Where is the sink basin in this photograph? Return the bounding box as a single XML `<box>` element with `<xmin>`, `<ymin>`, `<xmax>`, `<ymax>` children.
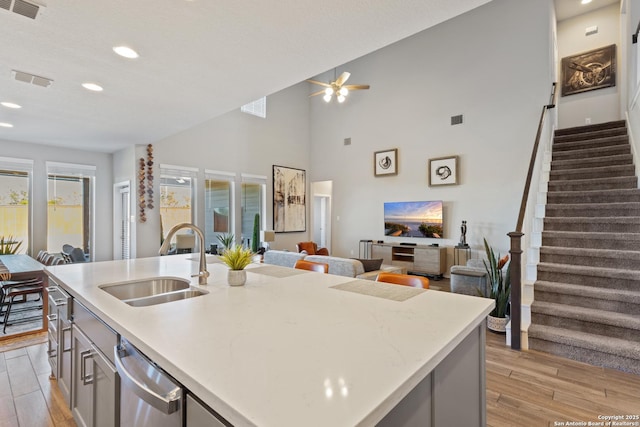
<box><xmin>100</xmin><ymin>278</ymin><xmax>191</xmax><ymax>300</ymax></box>
<box><xmin>125</xmin><ymin>289</ymin><xmax>208</xmax><ymax>307</ymax></box>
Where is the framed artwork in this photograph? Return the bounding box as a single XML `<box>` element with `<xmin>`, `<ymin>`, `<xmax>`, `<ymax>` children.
<box><xmin>374</xmin><ymin>148</ymin><xmax>398</xmax><ymax>177</ymax></box>
<box><xmin>429</xmin><ymin>156</ymin><xmax>458</xmax><ymax>186</ymax></box>
<box><xmin>561</xmin><ymin>44</ymin><xmax>616</xmax><ymax>96</ymax></box>
<box><xmin>273</xmin><ymin>165</ymin><xmax>306</xmax><ymax>233</ymax></box>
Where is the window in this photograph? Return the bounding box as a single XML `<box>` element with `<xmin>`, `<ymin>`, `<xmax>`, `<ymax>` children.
<box><xmin>204</xmin><ymin>170</ymin><xmax>234</xmax><ymax>251</ymax></box>
<box><xmin>47</xmin><ymin>162</ymin><xmax>95</xmax><ymax>260</ymax></box>
<box><xmin>240</xmin><ymin>174</ymin><xmax>266</xmax><ymax>249</ymax></box>
<box><xmin>0</xmin><ymin>157</ymin><xmax>32</xmax><ymax>254</ymax></box>
<box><xmin>160</xmin><ymin>165</ymin><xmax>197</xmax><ymax>241</ymax></box>
<box><xmin>240</xmin><ymin>97</ymin><xmax>267</xmax><ymax>118</ymax></box>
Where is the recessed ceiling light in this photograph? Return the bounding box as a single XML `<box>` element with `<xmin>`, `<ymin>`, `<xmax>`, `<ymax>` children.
<box><xmin>1</xmin><ymin>102</ymin><xmax>22</xmax><ymax>109</ymax></box>
<box><xmin>0</xmin><ymin>122</ymin><xmax>14</xmax><ymax>128</ymax></box>
<box><xmin>82</xmin><ymin>83</ymin><xmax>104</xmax><ymax>92</ymax></box>
<box><xmin>581</xmin><ymin>0</ymin><xmax>592</xmax><ymax>4</ymax></box>
<box><xmin>113</xmin><ymin>46</ymin><xmax>139</xmax><ymax>59</ymax></box>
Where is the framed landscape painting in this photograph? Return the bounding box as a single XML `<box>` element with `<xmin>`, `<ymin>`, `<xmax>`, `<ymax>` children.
<box><xmin>273</xmin><ymin>165</ymin><xmax>306</xmax><ymax>232</ymax></box>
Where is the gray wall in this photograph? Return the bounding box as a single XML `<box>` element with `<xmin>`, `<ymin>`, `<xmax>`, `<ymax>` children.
<box><xmin>0</xmin><ymin>138</ymin><xmax>113</xmax><ymax>261</ymax></box>
<box><xmin>309</xmin><ymin>0</ymin><xmax>555</xmax><ymax>259</ymax></box>
<box><xmin>557</xmin><ymin>3</ymin><xmax>622</xmax><ymax>128</ymax></box>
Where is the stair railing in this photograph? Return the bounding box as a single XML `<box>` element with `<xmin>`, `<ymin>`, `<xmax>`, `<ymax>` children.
<box><xmin>508</xmin><ymin>82</ymin><xmax>557</xmax><ymax>350</ymax></box>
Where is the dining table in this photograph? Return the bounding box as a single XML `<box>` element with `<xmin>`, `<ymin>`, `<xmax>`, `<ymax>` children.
<box><xmin>0</xmin><ymin>254</ymin><xmax>48</xmax><ymax>335</ymax></box>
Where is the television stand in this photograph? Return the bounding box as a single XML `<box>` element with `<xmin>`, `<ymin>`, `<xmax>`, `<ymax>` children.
<box><xmin>371</xmin><ymin>242</ymin><xmax>446</xmax><ymax>276</ymax></box>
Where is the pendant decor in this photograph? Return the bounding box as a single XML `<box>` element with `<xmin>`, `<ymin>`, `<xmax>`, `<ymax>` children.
<box><xmin>138</xmin><ymin>144</ymin><xmax>154</xmax><ymax>223</ymax></box>
<box><xmin>146</xmin><ymin>144</ymin><xmax>154</xmax><ymax>210</ymax></box>
<box><xmin>138</xmin><ymin>157</ymin><xmax>146</xmax><ymax>222</ymax></box>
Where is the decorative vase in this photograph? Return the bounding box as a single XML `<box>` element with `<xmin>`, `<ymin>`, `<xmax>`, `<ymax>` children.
<box><xmin>487</xmin><ymin>315</ymin><xmax>509</xmax><ymax>333</ymax></box>
<box><xmin>227</xmin><ymin>269</ymin><xmax>247</xmax><ymax>286</ymax></box>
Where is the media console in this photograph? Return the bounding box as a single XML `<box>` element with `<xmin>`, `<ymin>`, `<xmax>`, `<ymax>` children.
<box><xmin>371</xmin><ymin>242</ymin><xmax>446</xmax><ymax>277</ymax></box>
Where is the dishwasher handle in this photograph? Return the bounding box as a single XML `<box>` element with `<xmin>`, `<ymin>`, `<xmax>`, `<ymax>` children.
<box><xmin>114</xmin><ymin>345</ymin><xmax>182</xmax><ymax>414</ymax></box>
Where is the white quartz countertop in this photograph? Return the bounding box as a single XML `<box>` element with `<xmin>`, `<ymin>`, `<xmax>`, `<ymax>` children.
<box><xmin>46</xmin><ymin>254</ymin><xmax>494</xmax><ymax>427</ymax></box>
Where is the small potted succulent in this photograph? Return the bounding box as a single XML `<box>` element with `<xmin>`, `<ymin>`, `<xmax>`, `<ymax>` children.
<box><xmin>218</xmin><ymin>245</ymin><xmax>254</xmax><ymax>286</ymax></box>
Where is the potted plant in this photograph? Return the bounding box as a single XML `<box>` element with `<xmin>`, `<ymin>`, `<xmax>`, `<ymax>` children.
<box><xmin>482</xmin><ymin>238</ymin><xmax>511</xmax><ymax>333</ymax></box>
<box><xmin>0</xmin><ymin>236</ymin><xmax>22</xmax><ymax>255</ymax></box>
<box><xmin>217</xmin><ymin>233</ymin><xmax>235</xmax><ymax>251</ymax></box>
<box><xmin>218</xmin><ymin>244</ymin><xmax>254</xmax><ymax>286</ymax></box>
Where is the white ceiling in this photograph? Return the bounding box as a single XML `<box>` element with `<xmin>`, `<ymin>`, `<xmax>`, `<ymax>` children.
<box><xmin>555</xmin><ymin>0</ymin><xmax>619</xmax><ymax>21</ymax></box>
<box><xmin>0</xmin><ymin>0</ymin><xmax>619</xmax><ymax>153</ymax></box>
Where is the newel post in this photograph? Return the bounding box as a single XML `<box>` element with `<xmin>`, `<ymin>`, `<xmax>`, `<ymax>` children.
<box><xmin>507</xmin><ymin>231</ymin><xmax>523</xmax><ymax>350</ymax></box>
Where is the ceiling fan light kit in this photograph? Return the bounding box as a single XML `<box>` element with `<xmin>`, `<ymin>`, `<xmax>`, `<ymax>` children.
<box><xmin>307</xmin><ymin>71</ymin><xmax>369</xmax><ymax>103</ymax></box>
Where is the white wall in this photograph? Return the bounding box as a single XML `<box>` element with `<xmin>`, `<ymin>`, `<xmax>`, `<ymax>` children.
<box><xmin>309</xmin><ymin>0</ymin><xmax>555</xmax><ymax>259</ymax></box>
<box><xmin>0</xmin><ymin>138</ymin><xmax>113</xmax><ymax>261</ymax></box>
<box><xmin>124</xmin><ymin>82</ymin><xmax>312</xmax><ymax>258</ymax></box>
<box><xmin>557</xmin><ymin>3</ymin><xmax>622</xmax><ymax>127</ymax></box>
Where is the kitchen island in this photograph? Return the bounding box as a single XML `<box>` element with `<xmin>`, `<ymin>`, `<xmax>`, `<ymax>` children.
<box><xmin>46</xmin><ymin>254</ymin><xmax>494</xmax><ymax>427</ymax></box>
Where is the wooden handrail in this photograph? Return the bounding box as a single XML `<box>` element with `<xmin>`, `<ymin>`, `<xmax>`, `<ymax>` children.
<box><xmin>508</xmin><ymin>82</ymin><xmax>557</xmax><ymax>350</ymax></box>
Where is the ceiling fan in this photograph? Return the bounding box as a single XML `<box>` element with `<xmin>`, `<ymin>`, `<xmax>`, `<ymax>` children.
<box><xmin>307</xmin><ymin>71</ymin><xmax>370</xmax><ymax>103</ymax></box>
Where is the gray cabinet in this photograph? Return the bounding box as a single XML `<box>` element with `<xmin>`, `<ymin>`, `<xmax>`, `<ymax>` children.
<box><xmin>71</xmin><ymin>301</ymin><xmax>119</xmax><ymax>427</ymax></box>
<box><xmin>58</xmin><ymin>314</ymin><xmax>72</xmax><ymax>405</ymax></box>
<box><xmin>186</xmin><ymin>394</ymin><xmax>228</xmax><ymax>427</ymax></box>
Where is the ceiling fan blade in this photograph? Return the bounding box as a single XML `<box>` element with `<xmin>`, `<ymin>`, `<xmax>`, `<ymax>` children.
<box><xmin>309</xmin><ymin>89</ymin><xmax>326</xmax><ymax>97</ymax></box>
<box><xmin>306</xmin><ymin>79</ymin><xmax>331</xmax><ymax>88</ymax></box>
<box><xmin>343</xmin><ymin>84</ymin><xmax>370</xmax><ymax>90</ymax></box>
<box><xmin>335</xmin><ymin>72</ymin><xmax>351</xmax><ymax>87</ymax></box>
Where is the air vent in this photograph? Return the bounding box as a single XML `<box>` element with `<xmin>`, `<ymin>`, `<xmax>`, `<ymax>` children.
<box><xmin>451</xmin><ymin>114</ymin><xmax>464</xmax><ymax>126</ymax></box>
<box><xmin>344</xmin><ymin>137</ymin><xmax>351</xmax><ymax>146</ymax></box>
<box><xmin>12</xmin><ymin>70</ymin><xmax>53</xmax><ymax>88</ymax></box>
<box><xmin>0</xmin><ymin>0</ymin><xmax>42</xmax><ymax>19</ymax></box>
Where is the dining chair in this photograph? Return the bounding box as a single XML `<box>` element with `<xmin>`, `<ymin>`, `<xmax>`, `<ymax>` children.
<box><xmin>0</xmin><ymin>277</ymin><xmax>44</xmax><ymax>333</ymax></box>
<box><xmin>376</xmin><ymin>272</ymin><xmax>429</xmax><ymax>289</ymax></box>
<box><xmin>294</xmin><ymin>259</ymin><xmax>329</xmax><ymax>273</ymax></box>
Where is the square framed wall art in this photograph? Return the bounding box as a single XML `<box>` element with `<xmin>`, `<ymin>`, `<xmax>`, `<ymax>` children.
<box><xmin>429</xmin><ymin>156</ymin><xmax>458</xmax><ymax>186</ymax></box>
<box><xmin>273</xmin><ymin>165</ymin><xmax>306</xmax><ymax>233</ymax></box>
<box><xmin>374</xmin><ymin>148</ymin><xmax>398</xmax><ymax>177</ymax></box>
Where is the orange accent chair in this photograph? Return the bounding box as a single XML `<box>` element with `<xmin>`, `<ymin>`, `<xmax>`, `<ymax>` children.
<box><xmin>294</xmin><ymin>259</ymin><xmax>329</xmax><ymax>273</ymax></box>
<box><xmin>376</xmin><ymin>272</ymin><xmax>429</xmax><ymax>289</ymax></box>
<box><xmin>296</xmin><ymin>242</ymin><xmax>329</xmax><ymax>256</ymax></box>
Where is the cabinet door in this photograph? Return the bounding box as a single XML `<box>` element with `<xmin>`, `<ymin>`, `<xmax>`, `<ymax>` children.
<box><xmin>92</xmin><ymin>344</ymin><xmax>118</xmax><ymax>427</ymax></box>
<box><xmin>72</xmin><ymin>325</ymin><xmax>93</xmax><ymax>427</ymax></box>
<box><xmin>413</xmin><ymin>248</ymin><xmax>443</xmax><ymax>275</ymax></box>
<box><xmin>371</xmin><ymin>245</ymin><xmax>392</xmax><ymax>264</ymax></box>
<box><xmin>58</xmin><ymin>315</ymin><xmax>72</xmax><ymax>408</ymax></box>
<box><xmin>186</xmin><ymin>394</ymin><xmax>227</xmax><ymax>427</ymax></box>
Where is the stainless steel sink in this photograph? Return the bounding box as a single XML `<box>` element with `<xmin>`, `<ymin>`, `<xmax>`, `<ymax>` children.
<box><xmin>100</xmin><ymin>278</ymin><xmax>208</xmax><ymax>306</ymax></box>
<box><xmin>125</xmin><ymin>289</ymin><xmax>207</xmax><ymax>307</ymax></box>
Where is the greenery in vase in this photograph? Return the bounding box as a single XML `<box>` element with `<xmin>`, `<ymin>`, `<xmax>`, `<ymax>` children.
<box><xmin>482</xmin><ymin>238</ymin><xmax>510</xmax><ymax>318</ymax></box>
<box><xmin>251</xmin><ymin>213</ymin><xmax>260</xmax><ymax>253</ymax></box>
<box><xmin>0</xmin><ymin>236</ymin><xmax>22</xmax><ymax>255</ymax></box>
<box><xmin>217</xmin><ymin>233</ymin><xmax>235</xmax><ymax>250</ymax></box>
<box><xmin>219</xmin><ymin>245</ymin><xmax>254</xmax><ymax>270</ymax></box>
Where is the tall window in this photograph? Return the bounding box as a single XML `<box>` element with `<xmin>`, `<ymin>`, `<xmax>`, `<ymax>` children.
<box><xmin>47</xmin><ymin>162</ymin><xmax>95</xmax><ymax>260</ymax></box>
<box><xmin>240</xmin><ymin>174</ymin><xmax>266</xmax><ymax>248</ymax></box>
<box><xmin>204</xmin><ymin>170</ymin><xmax>234</xmax><ymax>251</ymax></box>
<box><xmin>160</xmin><ymin>165</ymin><xmax>197</xmax><ymax>241</ymax></box>
<box><xmin>0</xmin><ymin>157</ymin><xmax>32</xmax><ymax>254</ymax></box>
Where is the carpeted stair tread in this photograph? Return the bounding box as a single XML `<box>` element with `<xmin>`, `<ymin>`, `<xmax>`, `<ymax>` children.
<box><xmin>554</xmin><ymin>127</ymin><xmax>627</xmax><ymax>143</ymax></box>
<box><xmin>552</xmin><ymin>134</ymin><xmax>628</xmax><ymax>151</ymax></box>
<box><xmin>531</xmin><ymin>301</ymin><xmax>640</xmax><ymax>330</ymax></box>
<box><xmin>547</xmin><ymin>176</ymin><xmax>637</xmax><ymax>191</ymax></box>
<box><xmin>528</xmin><ymin>324</ymin><xmax>640</xmax><ymax>361</ymax></box>
<box><xmin>550</xmin><ymin>154</ymin><xmax>633</xmax><ymax>171</ymax></box>
<box><xmin>554</xmin><ymin>120</ymin><xmax>626</xmax><ymax>137</ymax></box>
<box><xmin>542</xmin><ymin>230</ymin><xmax>640</xmax><ymax>242</ymax></box>
<box><xmin>549</xmin><ymin>164</ymin><xmax>635</xmax><ymax>180</ymax></box>
<box><xmin>537</xmin><ymin>261</ymin><xmax>640</xmax><ymax>281</ymax></box>
<box><xmin>540</xmin><ymin>245</ymin><xmax>640</xmax><ymax>261</ymax></box>
<box><xmin>534</xmin><ymin>280</ymin><xmax>640</xmax><ymax>305</ymax></box>
<box><xmin>543</xmin><ymin>216</ymin><xmax>640</xmax><ymax>233</ymax></box>
<box><xmin>552</xmin><ymin>144</ymin><xmax>630</xmax><ymax>161</ymax></box>
<box><xmin>546</xmin><ymin>189</ymin><xmax>640</xmax><ymax>204</ymax></box>
<box><xmin>545</xmin><ymin>202</ymin><xmax>640</xmax><ymax>217</ymax></box>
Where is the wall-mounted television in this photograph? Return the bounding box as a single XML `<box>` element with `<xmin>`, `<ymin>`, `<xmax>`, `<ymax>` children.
<box><xmin>384</xmin><ymin>200</ymin><xmax>443</xmax><ymax>238</ymax></box>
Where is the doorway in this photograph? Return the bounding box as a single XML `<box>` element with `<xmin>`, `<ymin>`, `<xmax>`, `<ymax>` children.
<box><xmin>311</xmin><ymin>181</ymin><xmax>332</xmax><ymax>253</ymax></box>
<box><xmin>113</xmin><ymin>181</ymin><xmax>132</xmax><ymax>260</ymax></box>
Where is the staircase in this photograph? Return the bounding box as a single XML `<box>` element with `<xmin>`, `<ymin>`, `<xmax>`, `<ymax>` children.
<box><xmin>528</xmin><ymin>120</ymin><xmax>640</xmax><ymax>375</ymax></box>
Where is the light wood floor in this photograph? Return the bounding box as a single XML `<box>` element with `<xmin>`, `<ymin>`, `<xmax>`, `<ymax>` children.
<box><xmin>1</xmin><ymin>332</ymin><xmax>639</xmax><ymax>426</ymax></box>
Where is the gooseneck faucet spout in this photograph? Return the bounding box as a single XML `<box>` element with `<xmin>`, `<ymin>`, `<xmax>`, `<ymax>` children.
<box><xmin>159</xmin><ymin>223</ymin><xmax>210</xmax><ymax>285</ymax></box>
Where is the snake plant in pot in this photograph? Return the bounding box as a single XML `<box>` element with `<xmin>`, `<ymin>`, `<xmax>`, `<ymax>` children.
<box><xmin>482</xmin><ymin>238</ymin><xmax>511</xmax><ymax>332</ymax></box>
<box><xmin>219</xmin><ymin>244</ymin><xmax>254</xmax><ymax>286</ymax></box>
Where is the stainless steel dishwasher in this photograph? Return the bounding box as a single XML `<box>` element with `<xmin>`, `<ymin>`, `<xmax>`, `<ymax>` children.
<box><xmin>114</xmin><ymin>338</ymin><xmax>183</xmax><ymax>426</ymax></box>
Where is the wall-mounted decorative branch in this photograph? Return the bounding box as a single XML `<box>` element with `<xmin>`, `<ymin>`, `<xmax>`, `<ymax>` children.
<box><xmin>146</xmin><ymin>144</ymin><xmax>154</xmax><ymax>210</ymax></box>
<box><xmin>138</xmin><ymin>157</ymin><xmax>147</xmax><ymax>223</ymax></box>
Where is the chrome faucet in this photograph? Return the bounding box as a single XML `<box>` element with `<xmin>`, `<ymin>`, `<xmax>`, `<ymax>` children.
<box><xmin>159</xmin><ymin>223</ymin><xmax>210</xmax><ymax>285</ymax></box>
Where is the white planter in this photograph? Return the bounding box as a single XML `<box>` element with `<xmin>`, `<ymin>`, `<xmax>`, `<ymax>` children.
<box><xmin>227</xmin><ymin>269</ymin><xmax>247</xmax><ymax>286</ymax></box>
<box><xmin>487</xmin><ymin>315</ymin><xmax>509</xmax><ymax>333</ymax></box>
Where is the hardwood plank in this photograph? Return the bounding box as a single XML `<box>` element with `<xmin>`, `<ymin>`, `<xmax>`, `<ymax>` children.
<box><xmin>6</xmin><ymin>355</ymin><xmax>40</xmax><ymax>398</ymax></box>
<box><xmin>13</xmin><ymin>390</ymin><xmax>54</xmax><ymax>427</ymax></box>
<box><xmin>36</xmin><ymin>373</ymin><xmax>75</xmax><ymax>426</ymax></box>
<box><xmin>486</xmin><ymin>360</ymin><xmax>512</xmax><ymax>377</ymax></box>
<box><xmin>487</xmin><ymin>395</ymin><xmax>551</xmax><ymax>427</ymax></box>
<box><xmin>553</xmin><ymin>389</ymin><xmax>639</xmax><ymax>419</ymax></box>
<box><xmin>509</xmin><ymin>370</ymin><xmax>607</xmax><ymax>399</ymax></box>
<box><xmin>0</xmin><ymin>331</ymin><xmax>47</xmax><ymax>351</ymax></box>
